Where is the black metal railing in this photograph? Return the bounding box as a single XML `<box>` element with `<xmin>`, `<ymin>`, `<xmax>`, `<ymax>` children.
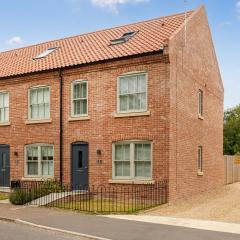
<box><xmin>13</xmin><ymin>180</ymin><xmax>168</xmax><ymax>213</ymax></box>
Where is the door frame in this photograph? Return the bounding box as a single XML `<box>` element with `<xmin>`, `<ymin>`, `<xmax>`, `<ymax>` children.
<box><xmin>0</xmin><ymin>144</ymin><xmax>10</xmax><ymax>188</ymax></box>
<box><xmin>71</xmin><ymin>141</ymin><xmax>89</xmax><ymax>187</ymax></box>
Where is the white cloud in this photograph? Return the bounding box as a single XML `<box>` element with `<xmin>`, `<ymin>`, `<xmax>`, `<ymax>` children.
<box><xmin>236</xmin><ymin>1</ymin><xmax>240</xmax><ymax>19</ymax></box>
<box><xmin>91</xmin><ymin>0</ymin><xmax>149</xmax><ymax>13</ymax></box>
<box><xmin>7</xmin><ymin>36</ymin><xmax>24</xmax><ymax>45</ymax></box>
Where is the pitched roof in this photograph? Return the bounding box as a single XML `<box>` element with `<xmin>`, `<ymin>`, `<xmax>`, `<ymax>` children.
<box><xmin>0</xmin><ymin>10</ymin><xmax>193</xmax><ymax>79</ymax></box>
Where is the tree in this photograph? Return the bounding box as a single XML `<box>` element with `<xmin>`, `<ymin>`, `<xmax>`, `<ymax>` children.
<box><xmin>224</xmin><ymin>105</ymin><xmax>240</xmax><ymax>155</ymax></box>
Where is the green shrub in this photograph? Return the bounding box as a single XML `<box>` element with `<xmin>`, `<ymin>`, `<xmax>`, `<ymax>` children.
<box><xmin>9</xmin><ymin>189</ymin><xmax>32</xmax><ymax>205</ymax></box>
<box><xmin>9</xmin><ymin>180</ymin><xmax>65</xmax><ymax>205</ymax></box>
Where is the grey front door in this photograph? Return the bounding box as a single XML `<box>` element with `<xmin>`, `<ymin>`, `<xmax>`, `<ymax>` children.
<box><xmin>72</xmin><ymin>142</ymin><xmax>88</xmax><ymax>188</ymax></box>
<box><xmin>0</xmin><ymin>145</ymin><xmax>10</xmax><ymax>187</ymax></box>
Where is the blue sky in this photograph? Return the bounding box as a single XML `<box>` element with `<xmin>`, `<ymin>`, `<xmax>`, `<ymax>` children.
<box><xmin>0</xmin><ymin>0</ymin><xmax>239</xmax><ymax>109</ymax></box>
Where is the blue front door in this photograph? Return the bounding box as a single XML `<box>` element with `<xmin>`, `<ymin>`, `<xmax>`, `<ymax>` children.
<box><xmin>0</xmin><ymin>145</ymin><xmax>10</xmax><ymax>187</ymax></box>
<box><xmin>72</xmin><ymin>142</ymin><xmax>88</xmax><ymax>189</ymax></box>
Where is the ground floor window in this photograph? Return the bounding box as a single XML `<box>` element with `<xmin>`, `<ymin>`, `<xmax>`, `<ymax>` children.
<box><xmin>112</xmin><ymin>141</ymin><xmax>152</xmax><ymax>180</ymax></box>
<box><xmin>25</xmin><ymin>144</ymin><xmax>54</xmax><ymax>177</ymax></box>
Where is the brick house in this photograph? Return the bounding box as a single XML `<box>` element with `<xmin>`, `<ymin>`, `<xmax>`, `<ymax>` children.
<box><xmin>0</xmin><ymin>5</ymin><xmax>223</xmax><ymax>201</ymax></box>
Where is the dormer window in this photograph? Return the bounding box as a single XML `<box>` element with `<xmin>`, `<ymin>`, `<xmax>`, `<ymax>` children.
<box><xmin>110</xmin><ymin>31</ymin><xmax>137</xmax><ymax>45</ymax></box>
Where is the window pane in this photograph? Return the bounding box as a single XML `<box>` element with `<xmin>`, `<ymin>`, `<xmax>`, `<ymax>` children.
<box><xmin>74</xmin><ymin>84</ymin><xmax>81</xmax><ymax>99</ymax></box>
<box><xmin>44</xmin><ymin>103</ymin><xmax>50</xmax><ymax>118</ymax></box>
<box><xmin>120</xmin><ymin>78</ymin><xmax>128</xmax><ymax>94</ymax></box>
<box><xmin>37</xmin><ymin>88</ymin><xmax>44</xmax><ymax>104</ymax></box>
<box><xmin>30</xmin><ymin>89</ymin><xmax>37</xmax><ymax>104</ymax></box>
<box><xmin>41</xmin><ymin>146</ymin><xmax>48</xmax><ymax>160</ymax></box>
<box><xmin>135</xmin><ymin>161</ymin><xmax>151</xmax><ymax>177</ymax></box>
<box><xmin>0</xmin><ymin>109</ymin><xmax>3</xmax><ymax>121</ymax></box>
<box><xmin>41</xmin><ymin>161</ymin><xmax>53</xmax><ymax>176</ymax></box>
<box><xmin>42</xmin><ymin>162</ymin><xmax>48</xmax><ymax>175</ymax></box>
<box><xmin>28</xmin><ymin>162</ymin><xmax>38</xmax><ymax>175</ymax></box>
<box><xmin>135</xmin><ymin>94</ymin><xmax>141</xmax><ymax>110</ymax></box>
<box><xmin>81</xmin><ymin>99</ymin><xmax>87</xmax><ymax>114</ymax></box>
<box><xmin>124</xmin><ymin>144</ymin><xmax>130</xmax><ymax>160</ymax></box>
<box><xmin>120</xmin><ymin>95</ymin><xmax>128</xmax><ymax>111</ymax></box>
<box><xmin>3</xmin><ymin>93</ymin><xmax>9</xmax><ymax>107</ymax></box>
<box><xmin>48</xmin><ymin>147</ymin><xmax>54</xmax><ymax>160</ymax></box>
<box><xmin>43</xmin><ymin>88</ymin><xmax>50</xmax><ymax>103</ymax></box>
<box><xmin>138</xmin><ymin>74</ymin><xmax>146</xmax><ymax>92</ymax></box>
<box><xmin>128</xmin><ymin>95</ymin><xmax>134</xmax><ymax>110</ymax></box>
<box><xmin>115</xmin><ymin>161</ymin><xmax>130</xmax><ymax>177</ymax></box>
<box><xmin>4</xmin><ymin>108</ymin><xmax>9</xmax><ymax>121</ymax></box>
<box><xmin>74</xmin><ymin>100</ymin><xmax>81</xmax><ymax>115</ymax></box>
<box><xmin>128</xmin><ymin>76</ymin><xmax>137</xmax><ymax>93</ymax></box>
<box><xmin>115</xmin><ymin>145</ymin><xmax>123</xmax><ymax>160</ymax></box>
<box><xmin>81</xmin><ymin>82</ymin><xmax>87</xmax><ymax>98</ymax></box>
<box><xmin>31</xmin><ymin>105</ymin><xmax>38</xmax><ymax>119</ymax></box>
<box><xmin>38</xmin><ymin>104</ymin><xmax>44</xmax><ymax>119</ymax></box>
<box><xmin>0</xmin><ymin>95</ymin><xmax>3</xmax><ymax>108</ymax></box>
<box><xmin>135</xmin><ymin>144</ymin><xmax>143</xmax><ymax>161</ymax></box>
<box><xmin>140</xmin><ymin>93</ymin><xmax>146</xmax><ymax>110</ymax></box>
<box><xmin>143</xmin><ymin>144</ymin><xmax>151</xmax><ymax>161</ymax></box>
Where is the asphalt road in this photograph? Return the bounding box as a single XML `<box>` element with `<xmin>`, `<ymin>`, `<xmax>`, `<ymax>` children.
<box><xmin>0</xmin><ymin>221</ymin><xmax>88</xmax><ymax>240</ymax></box>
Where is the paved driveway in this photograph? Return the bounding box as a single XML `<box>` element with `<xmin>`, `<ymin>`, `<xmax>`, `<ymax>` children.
<box><xmin>145</xmin><ymin>182</ymin><xmax>240</xmax><ymax>223</ymax></box>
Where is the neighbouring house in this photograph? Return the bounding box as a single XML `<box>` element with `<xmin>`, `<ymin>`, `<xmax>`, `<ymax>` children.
<box><xmin>0</xmin><ymin>5</ymin><xmax>224</xmax><ymax>201</ymax></box>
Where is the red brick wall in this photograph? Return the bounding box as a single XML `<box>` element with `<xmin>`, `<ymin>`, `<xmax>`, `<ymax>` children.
<box><xmin>61</xmin><ymin>54</ymin><xmax>170</xmax><ymax>185</ymax></box>
<box><xmin>0</xmin><ymin>72</ymin><xmax>60</xmax><ymax>181</ymax></box>
<box><xmin>0</xmin><ymin>54</ymin><xmax>170</xmax><ymax>186</ymax></box>
<box><xmin>168</xmin><ymin>6</ymin><xmax>224</xmax><ymax>201</ymax></box>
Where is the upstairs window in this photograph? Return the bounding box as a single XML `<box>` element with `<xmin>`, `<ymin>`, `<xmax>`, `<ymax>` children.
<box><xmin>198</xmin><ymin>89</ymin><xmax>203</xmax><ymax>117</ymax></box>
<box><xmin>25</xmin><ymin>144</ymin><xmax>54</xmax><ymax>177</ymax></box>
<box><xmin>29</xmin><ymin>86</ymin><xmax>50</xmax><ymax>120</ymax></box>
<box><xmin>118</xmin><ymin>72</ymin><xmax>147</xmax><ymax>113</ymax></box>
<box><xmin>71</xmin><ymin>80</ymin><xmax>88</xmax><ymax>117</ymax></box>
<box><xmin>0</xmin><ymin>92</ymin><xmax>9</xmax><ymax>123</ymax></box>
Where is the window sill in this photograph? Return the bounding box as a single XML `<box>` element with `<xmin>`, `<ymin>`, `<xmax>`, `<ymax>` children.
<box><xmin>197</xmin><ymin>171</ymin><xmax>204</xmax><ymax>176</ymax></box>
<box><xmin>198</xmin><ymin>115</ymin><xmax>204</xmax><ymax>120</ymax></box>
<box><xmin>21</xmin><ymin>177</ymin><xmax>54</xmax><ymax>181</ymax></box>
<box><xmin>109</xmin><ymin>179</ymin><xmax>155</xmax><ymax>184</ymax></box>
<box><xmin>25</xmin><ymin>119</ymin><xmax>52</xmax><ymax>125</ymax></box>
<box><xmin>68</xmin><ymin>116</ymin><xmax>90</xmax><ymax>122</ymax></box>
<box><xmin>0</xmin><ymin>122</ymin><xmax>11</xmax><ymax>126</ymax></box>
<box><xmin>114</xmin><ymin>111</ymin><xmax>150</xmax><ymax>118</ymax></box>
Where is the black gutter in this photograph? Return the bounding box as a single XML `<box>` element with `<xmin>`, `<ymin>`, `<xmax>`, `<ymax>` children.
<box><xmin>59</xmin><ymin>69</ymin><xmax>63</xmax><ymax>184</ymax></box>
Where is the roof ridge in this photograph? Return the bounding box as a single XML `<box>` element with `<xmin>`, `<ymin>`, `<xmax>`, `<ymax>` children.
<box><xmin>0</xmin><ymin>9</ymin><xmax>195</xmax><ymax>55</ymax></box>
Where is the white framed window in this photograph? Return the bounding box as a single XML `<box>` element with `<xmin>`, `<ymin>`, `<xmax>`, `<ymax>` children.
<box><xmin>198</xmin><ymin>146</ymin><xmax>203</xmax><ymax>173</ymax></box>
<box><xmin>25</xmin><ymin>144</ymin><xmax>54</xmax><ymax>178</ymax></box>
<box><xmin>112</xmin><ymin>141</ymin><xmax>152</xmax><ymax>180</ymax></box>
<box><xmin>117</xmin><ymin>72</ymin><xmax>147</xmax><ymax>113</ymax></box>
<box><xmin>0</xmin><ymin>92</ymin><xmax>9</xmax><ymax>123</ymax></box>
<box><xmin>71</xmin><ymin>80</ymin><xmax>88</xmax><ymax>117</ymax></box>
<box><xmin>198</xmin><ymin>89</ymin><xmax>203</xmax><ymax>117</ymax></box>
<box><xmin>29</xmin><ymin>86</ymin><xmax>50</xmax><ymax>120</ymax></box>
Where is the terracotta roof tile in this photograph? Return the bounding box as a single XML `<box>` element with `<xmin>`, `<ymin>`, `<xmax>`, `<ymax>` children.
<box><xmin>0</xmin><ymin>11</ymin><xmax>193</xmax><ymax>78</ymax></box>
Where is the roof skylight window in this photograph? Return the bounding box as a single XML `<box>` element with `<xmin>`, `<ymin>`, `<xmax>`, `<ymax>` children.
<box><xmin>110</xmin><ymin>31</ymin><xmax>137</xmax><ymax>45</ymax></box>
<box><xmin>33</xmin><ymin>47</ymin><xmax>58</xmax><ymax>60</ymax></box>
